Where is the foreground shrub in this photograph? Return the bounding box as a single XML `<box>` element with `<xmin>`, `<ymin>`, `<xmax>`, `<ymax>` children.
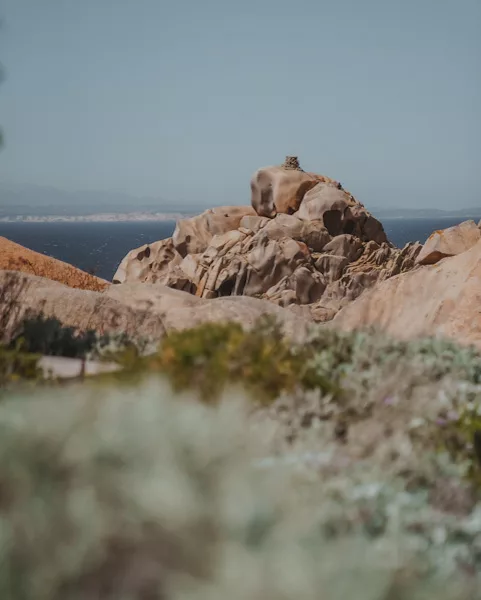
<box><xmin>0</xmin><ymin>345</ymin><xmax>41</xmax><ymax>386</ymax></box>
<box><xmin>0</xmin><ymin>379</ymin><xmax>479</xmax><ymax>599</ymax></box>
<box><xmin>153</xmin><ymin>319</ymin><xmax>337</xmax><ymax>402</ymax></box>
<box><xmin>9</xmin><ymin>315</ymin><xmax>98</xmax><ymax>358</ymax></box>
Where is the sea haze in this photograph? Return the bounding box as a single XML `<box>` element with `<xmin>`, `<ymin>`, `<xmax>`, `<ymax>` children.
<box><xmin>0</xmin><ymin>216</ymin><xmax>479</xmax><ymax>282</ymax></box>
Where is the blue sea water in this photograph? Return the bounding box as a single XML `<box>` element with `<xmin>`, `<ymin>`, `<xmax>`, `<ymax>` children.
<box><xmin>0</xmin><ymin>216</ymin><xmax>479</xmax><ymax>282</ymax></box>
<box><xmin>0</xmin><ymin>221</ymin><xmax>176</xmax><ymax>280</ymax></box>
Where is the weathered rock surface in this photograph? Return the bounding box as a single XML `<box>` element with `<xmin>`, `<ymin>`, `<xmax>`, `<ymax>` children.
<box><xmin>115</xmin><ymin>196</ymin><xmax>418</xmax><ymax>320</ymax></box>
<box><xmin>172</xmin><ymin>205</ymin><xmax>256</xmax><ymax>257</ymax></box>
<box><xmin>334</xmin><ymin>238</ymin><xmax>481</xmax><ymax>350</ymax></box>
<box><xmin>250</xmin><ymin>165</ymin><xmax>326</xmax><ymax>217</ymax></box>
<box><xmin>112</xmin><ymin>160</ymin><xmax>421</xmax><ymax>321</ymax></box>
<box><xmin>0</xmin><ymin>270</ymin><xmax>311</xmax><ymax>345</ymax></box>
<box><xmin>416</xmin><ymin>220</ymin><xmax>481</xmax><ymax>266</ymax></box>
<box><xmin>0</xmin><ymin>270</ymin><xmax>165</xmax><ymax>343</ymax></box>
<box><xmin>113</xmin><ymin>238</ymin><xmax>183</xmax><ymax>285</ymax></box>
<box><xmin>294</xmin><ymin>183</ymin><xmax>388</xmax><ymax>245</ymax></box>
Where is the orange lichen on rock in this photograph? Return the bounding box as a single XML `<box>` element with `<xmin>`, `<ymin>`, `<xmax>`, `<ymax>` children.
<box><xmin>0</xmin><ymin>236</ymin><xmax>109</xmax><ymax>292</ymax></box>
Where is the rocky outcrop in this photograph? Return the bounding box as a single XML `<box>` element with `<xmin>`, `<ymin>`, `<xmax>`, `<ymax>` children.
<box><xmin>113</xmin><ymin>238</ymin><xmax>183</xmax><ymax>286</ymax></box>
<box><xmin>250</xmin><ymin>164</ymin><xmax>323</xmax><ymax>217</ymax></box>
<box><xmin>172</xmin><ymin>205</ymin><xmax>256</xmax><ymax>257</ymax></box>
<box><xmin>416</xmin><ymin>220</ymin><xmax>481</xmax><ymax>265</ymax></box>
<box><xmin>112</xmin><ymin>159</ymin><xmax>428</xmax><ymax>322</ymax></box>
<box><xmin>0</xmin><ymin>237</ymin><xmax>108</xmax><ymax>292</ymax></box>
<box><xmin>113</xmin><ymin>206</ymin><xmax>257</xmax><ymax>286</ymax></box>
<box><xmin>0</xmin><ymin>270</ymin><xmax>311</xmax><ymax>345</ymax></box>
<box><xmin>0</xmin><ymin>270</ymin><xmax>164</xmax><ymax>343</ymax></box>
<box><xmin>114</xmin><ymin>191</ymin><xmax>417</xmax><ymax>321</ymax></box>
<box><xmin>294</xmin><ymin>183</ymin><xmax>387</xmax><ymax>244</ymax></box>
<box><xmin>334</xmin><ymin>237</ymin><xmax>481</xmax><ymax>350</ymax></box>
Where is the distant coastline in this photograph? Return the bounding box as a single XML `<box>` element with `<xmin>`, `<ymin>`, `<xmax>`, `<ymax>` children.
<box><xmin>0</xmin><ymin>212</ymin><xmax>191</xmax><ymax>223</ymax></box>
<box><xmin>1</xmin><ymin>209</ymin><xmax>480</xmax><ymax>224</ymax></box>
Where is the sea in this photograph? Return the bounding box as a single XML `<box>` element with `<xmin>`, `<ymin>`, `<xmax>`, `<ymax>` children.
<box><xmin>0</xmin><ymin>217</ymin><xmax>479</xmax><ymax>282</ymax></box>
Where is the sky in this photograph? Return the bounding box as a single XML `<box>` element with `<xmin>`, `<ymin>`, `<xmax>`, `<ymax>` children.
<box><xmin>0</xmin><ymin>0</ymin><xmax>480</xmax><ymax>209</ymax></box>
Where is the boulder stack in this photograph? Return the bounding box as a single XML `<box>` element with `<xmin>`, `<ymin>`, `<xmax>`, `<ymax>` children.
<box><xmin>113</xmin><ymin>160</ymin><xmax>420</xmax><ymax>321</ymax></box>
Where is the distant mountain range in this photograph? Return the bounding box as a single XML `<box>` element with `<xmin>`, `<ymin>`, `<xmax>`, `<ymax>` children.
<box><xmin>0</xmin><ymin>183</ymin><xmax>206</xmax><ymax>218</ymax></box>
<box><xmin>1</xmin><ymin>182</ymin><xmax>479</xmax><ymax>221</ymax></box>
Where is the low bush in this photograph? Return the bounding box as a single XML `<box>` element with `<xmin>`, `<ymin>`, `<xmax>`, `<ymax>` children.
<box><xmin>152</xmin><ymin>318</ymin><xmax>337</xmax><ymax>402</ymax></box>
<box><xmin>0</xmin><ymin>379</ymin><xmax>479</xmax><ymax>599</ymax></box>
<box><xmin>0</xmin><ymin>345</ymin><xmax>41</xmax><ymax>386</ymax></box>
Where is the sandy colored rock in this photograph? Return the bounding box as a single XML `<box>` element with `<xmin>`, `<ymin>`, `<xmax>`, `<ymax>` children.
<box><xmin>162</xmin><ymin>295</ymin><xmax>311</xmax><ymax>342</ymax></box>
<box><xmin>0</xmin><ymin>237</ymin><xmax>108</xmax><ymax>292</ymax></box>
<box><xmin>294</xmin><ymin>183</ymin><xmax>388</xmax><ymax>244</ymax></box>
<box><xmin>104</xmin><ymin>281</ymin><xmax>202</xmax><ymax>315</ymax></box>
<box><xmin>263</xmin><ymin>214</ymin><xmax>331</xmax><ymax>252</ymax></box>
<box><xmin>113</xmin><ymin>238</ymin><xmax>183</xmax><ymax>285</ymax></box>
<box><xmin>322</xmin><ymin>234</ymin><xmax>364</xmax><ymax>262</ymax></box>
<box><xmin>334</xmin><ymin>239</ymin><xmax>481</xmax><ymax>350</ymax></box>
<box><xmin>250</xmin><ymin>165</ymin><xmax>323</xmax><ymax>217</ymax></box>
<box><xmin>239</xmin><ymin>215</ymin><xmax>270</xmax><ymax>232</ymax></box>
<box><xmin>113</xmin><ymin>166</ymin><xmax>419</xmax><ymax>320</ymax></box>
<box><xmin>314</xmin><ymin>254</ymin><xmax>348</xmax><ymax>283</ymax></box>
<box><xmin>172</xmin><ymin>206</ymin><xmax>256</xmax><ymax>257</ymax></box>
<box><xmin>114</xmin><ymin>209</ymin><xmax>419</xmax><ymax>318</ymax></box>
<box><xmin>0</xmin><ymin>270</ymin><xmax>312</xmax><ymax>345</ymax></box>
<box><xmin>416</xmin><ymin>220</ymin><xmax>481</xmax><ymax>265</ymax></box>
<box><xmin>107</xmin><ymin>279</ymin><xmax>312</xmax><ymax>340</ymax></box>
<box><xmin>0</xmin><ymin>270</ymin><xmax>164</xmax><ymax>343</ymax></box>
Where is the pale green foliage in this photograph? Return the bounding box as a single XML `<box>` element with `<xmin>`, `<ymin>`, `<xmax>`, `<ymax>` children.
<box><xmin>0</xmin><ymin>376</ymin><xmax>480</xmax><ymax>599</ymax></box>
<box><xmin>1</xmin><ymin>320</ymin><xmax>481</xmax><ymax>597</ymax></box>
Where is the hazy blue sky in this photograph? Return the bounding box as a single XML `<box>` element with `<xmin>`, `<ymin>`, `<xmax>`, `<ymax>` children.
<box><xmin>0</xmin><ymin>0</ymin><xmax>480</xmax><ymax>209</ymax></box>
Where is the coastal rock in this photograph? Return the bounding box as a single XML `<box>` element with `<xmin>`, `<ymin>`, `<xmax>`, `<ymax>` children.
<box><xmin>113</xmin><ymin>161</ymin><xmax>418</xmax><ymax>320</ymax></box>
<box><xmin>114</xmin><ymin>213</ymin><xmax>419</xmax><ymax>319</ymax></box>
<box><xmin>0</xmin><ymin>236</ymin><xmax>108</xmax><ymax>292</ymax></box>
<box><xmin>172</xmin><ymin>206</ymin><xmax>256</xmax><ymax>257</ymax></box>
<box><xmin>107</xmin><ymin>280</ymin><xmax>312</xmax><ymax>341</ymax></box>
<box><xmin>239</xmin><ymin>215</ymin><xmax>270</xmax><ymax>232</ymax></box>
<box><xmin>416</xmin><ymin>220</ymin><xmax>481</xmax><ymax>266</ymax></box>
<box><xmin>294</xmin><ymin>183</ymin><xmax>388</xmax><ymax>244</ymax></box>
<box><xmin>307</xmin><ymin>241</ymin><xmax>422</xmax><ymax>318</ymax></box>
<box><xmin>0</xmin><ymin>270</ymin><xmax>311</xmax><ymax>345</ymax></box>
<box><xmin>169</xmin><ymin>228</ymin><xmax>317</xmax><ymax>303</ymax></box>
<box><xmin>322</xmin><ymin>234</ymin><xmax>364</xmax><ymax>262</ymax></box>
<box><xmin>113</xmin><ymin>238</ymin><xmax>183</xmax><ymax>285</ymax></box>
<box><xmin>314</xmin><ymin>254</ymin><xmax>348</xmax><ymax>283</ymax></box>
<box><xmin>263</xmin><ymin>214</ymin><xmax>331</xmax><ymax>252</ymax></box>
<box><xmin>334</xmin><ymin>238</ymin><xmax>481</xmax><ymax>350</ymax></box>
<box><xmin>0</xmin><ymin>270</ymin><xmax>164</xmax><ymax>343</ymax></box>
<box><xmin>250</xmin><ymin>165</ymin><xmax>323</xmax><ymax>217</ymax></box>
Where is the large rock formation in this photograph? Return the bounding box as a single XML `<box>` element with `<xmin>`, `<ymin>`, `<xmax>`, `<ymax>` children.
<box><xmin>334</xmin><ymin>232</ymin><xmax>481</xmax><ymax>350</ymax></box>
<box><xmin>0</xmin><ymin>270</ymin><xmax>310</xmax><ymax>345</ymax></box>
<box><xmin>114</xmin><ymin>165</ymin><xmax>415</xmax><ymax>321</ymax></box>
<box><xmin>294</xmin><ymin>182</ymin><xmax>387</xmax><ymax>244</ymax></box>
<box><xmin>113</xmin><ymin>206</ymin><xmax>256</xmax><ymax>285</ymax></box>
<box><xmin>0</xmin><ymin>237</ymin><xmax>108</xmax><ymax>292</ymax></box>
<box><xmin>250</xmin><ymin>155</ymin><xmax>347</xmax><ymax>217</ymax></box>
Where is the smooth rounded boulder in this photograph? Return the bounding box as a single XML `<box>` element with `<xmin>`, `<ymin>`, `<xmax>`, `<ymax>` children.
<box><xmin>250</xmin><ymin>165</ymin><xmax>323</xmax><ymax>217</ymax></box>
<box><xmin>294</xmin><ymin>183</ymin><xmax>388</xmax><ymax>244</ymax></box>
<box><xmin>416</xmin><ymin>220</ymin><xmax>481</xmax><ymax>266</ymax></box>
